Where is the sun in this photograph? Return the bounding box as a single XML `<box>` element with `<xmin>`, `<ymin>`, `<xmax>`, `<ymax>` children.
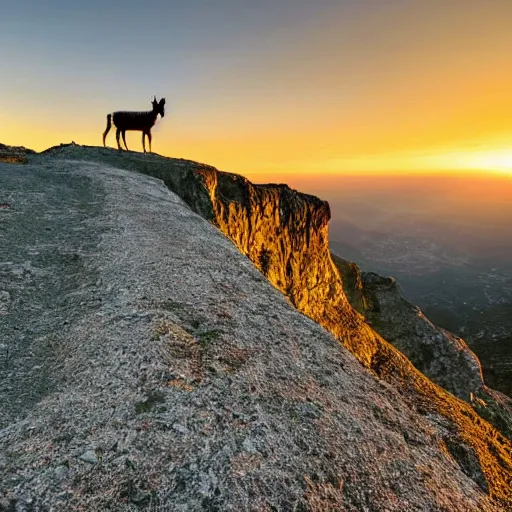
<box><xmin>469</xmin><ymin>151</ymin><xmax>512</xmax><ymax>174</ymax></box>
<box><xmin>429</xmin><ymin>148</ymin><xmax>512</xmax><ymax>176</ymax></box>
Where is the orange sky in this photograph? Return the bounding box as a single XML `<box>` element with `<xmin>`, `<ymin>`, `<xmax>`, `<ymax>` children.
<box><xmin>2</xmin><ymin>1</ymin><xmax>512</xmax><ymax>179</ymax></box>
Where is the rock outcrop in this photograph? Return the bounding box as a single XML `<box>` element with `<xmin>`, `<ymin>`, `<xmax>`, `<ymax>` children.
<box><xmin>361</xmin><ymin>271</ymin><xmax>484</xmax><ymax>397</ymax></box>
<box><xmin>331</xmin><ymin>254</ymin><xmax>512</xmax><ymax>439</ymax></box>
<box><xmin>1</xmin><ymin>144</ymin><xmax>511</xmax><ymax>510</ymax></box>
<box><xmin>0</xmin><ymin>142</ymin><xmax>36</xmax><ymax>164</ymax></box>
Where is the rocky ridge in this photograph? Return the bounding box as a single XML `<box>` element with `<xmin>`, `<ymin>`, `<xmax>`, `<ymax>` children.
<box><xmin>332</xmin><ymin>254</ymin><xmax>512</xmax><ymax>438</ymax></box>
<box><xmin>0</xmin><ymin>144</ymin><xmax>511</xmax><ymax>510</ymax></box>
<box><xmin>0</xmin><ymin>143</ymin><xmax>35</xmax><ymax>164</ymax></box>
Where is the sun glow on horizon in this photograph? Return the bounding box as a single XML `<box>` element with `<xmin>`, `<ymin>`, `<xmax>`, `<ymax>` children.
<box><xmin>235</xmin><ymin>141</ymin><xmax>512</xmax><ymax>180</ymax></box>
<box><xmin>446</xmin><ymin>149</ymin><xmax>512</xmax><ymax>175</ymax></box>
<box><xmin>4</xmin><ymin>128</ymin><xmax>512</xmax><ymax>181</ymax></box>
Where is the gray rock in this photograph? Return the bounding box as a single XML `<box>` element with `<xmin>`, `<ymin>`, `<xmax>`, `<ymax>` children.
<box><xmin>242</xmin><ymin>437</ymin><xmax>258</xmax><ymax>454</ymax></box>
<box><xmin>0</xmin><ymin>145</ymin><xmax>509</xmax><ymax>511</ymax></box>
<box><xmin>333</xmin><ymin>256</ymin><xmax>512</xmax><ymax>438</ymax></box>
<box><xmin>78</xmin><ymin>450</ymin><xmax>98</xmax><ymax>464</ymax></box>
<box><xmin>172</xmin><ymin>423</ymin><xmax>189</xmax><ymax>435</ymax></box>
<box><xmin>54</xmin><ymin>465</ymin><xmax>69</xmax><ymax>479</ymax></box>
<box><xmin>0</xmin><ymin>290</ymin><xmax>11</xmax><ymax>315</ymax></box>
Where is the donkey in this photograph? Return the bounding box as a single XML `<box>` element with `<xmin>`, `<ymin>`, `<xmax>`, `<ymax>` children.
<box><xmin>102</xmin><ymin>96</ymin><xmax>165</xmax><ymax>153</ymax></box>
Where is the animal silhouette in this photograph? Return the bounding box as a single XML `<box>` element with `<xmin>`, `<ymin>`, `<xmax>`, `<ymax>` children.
<box><xmin>103</xmin><ymin>96</ymin><xmax>165</xmax><ymax>153</ymax></box>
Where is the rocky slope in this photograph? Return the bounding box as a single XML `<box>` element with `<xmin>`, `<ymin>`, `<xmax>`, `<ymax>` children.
<box><xmin>0</xmin><ymin>144</ymin><xmax>511</xmax><ymax>510</ymax></box>
<box><xmin>332</xmin><ymin>255</ymin><xmax>512</xmax><ymax>438</ymax></box>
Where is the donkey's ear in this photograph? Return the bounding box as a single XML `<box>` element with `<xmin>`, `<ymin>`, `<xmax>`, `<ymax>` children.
<box><xmin>160</xmin><ymin>98</ymin><xmax>166</xmax><ymax>105</ymax></box>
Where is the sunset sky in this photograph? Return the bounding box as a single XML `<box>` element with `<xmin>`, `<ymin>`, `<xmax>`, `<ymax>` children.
<box><xmin>2</xmin><ymin>0</ymin><xmax>512</xmax><ymax>179</ymax></box>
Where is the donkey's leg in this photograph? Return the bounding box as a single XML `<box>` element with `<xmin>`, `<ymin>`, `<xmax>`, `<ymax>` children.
<box><xmin>142</xmin><ymin>131</ymin><xmax>146</xmax><ymax>153</ymax></box>
<box><xmin>102</xmin><ymin>114</ymin><xmax>112</xmax><ymax>147</ymax></box>
<box><xmin>122</xmin><ymin>131</ymin><xmax>129</xmax><ymax>151</ymax></box>
<box><xmin>148</xmin><ymin>131</ymin><xmax>152</xmax><ymax>154</ymax></box>
<box><xmin>116</xmin><ymin>128</ymin><xmax>122</xmax><ymax>150</ymax></box>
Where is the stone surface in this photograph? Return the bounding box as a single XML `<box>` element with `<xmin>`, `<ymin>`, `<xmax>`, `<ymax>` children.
<box><xmin>79</xmin><ymin>451</ymin><xmax>99</xmax><ymax>464</ymax></box>
<box><xmin>332</xmin><ymin>255</ymin><xmax>512</xmax><ymax>439</ymax></box>
<box><xmin>0</xmin><ymin>145</ymin><xmax>510</xmax><ymax>510</ymax></box>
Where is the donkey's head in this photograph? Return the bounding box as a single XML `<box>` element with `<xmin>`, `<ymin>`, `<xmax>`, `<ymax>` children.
<box><xmin>151</xmin><ymin>96</ymin><xmax>166</xmax><ymax>118</ymax></box>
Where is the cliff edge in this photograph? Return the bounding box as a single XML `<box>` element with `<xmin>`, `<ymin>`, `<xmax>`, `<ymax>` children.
<box><xmin>0</xmin><ymin>145</ymin><xmax>511</xmax><ymax>510</ymax></box>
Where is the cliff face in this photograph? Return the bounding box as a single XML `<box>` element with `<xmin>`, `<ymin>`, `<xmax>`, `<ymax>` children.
<box><xmin>332</xmin><ymin>256</ymin><xmax>512</xmax><ymax>438</ymax></box>
<box><xmin>200</xmin><ymin>174</ymin><xmax>361</xmax><ymax>340</ymax></box>
<box><xmin>26</xmin><ymin>145</ymin><xmax>512</xmax><ymax>507</ymax></box>
<box><xmin>332</xmin><ymin>257</ymin><xmax>486</xmax><ymax>399</ymax></box>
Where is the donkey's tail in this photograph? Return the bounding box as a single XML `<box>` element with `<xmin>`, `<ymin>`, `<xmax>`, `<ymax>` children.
<box><xmin>102</xmin><ymin>114</ymin><xmax>112</xmax><ymax>147</ymax></box>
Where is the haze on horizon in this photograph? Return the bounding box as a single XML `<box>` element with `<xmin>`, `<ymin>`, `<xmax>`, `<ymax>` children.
<box><xmin>2</xmin><ymin>0</ymin><xmax>512</xmax><ymax>180</ymax></box>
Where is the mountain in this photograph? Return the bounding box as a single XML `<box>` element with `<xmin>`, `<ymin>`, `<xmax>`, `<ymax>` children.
<box><xmin>0</xmin><ymin>143</ymin><xmax>511</xmax><ymax>510</ymax></box>
<box><xmin>331</xmin><ymin>254</ymin><xmax>512</xmax><ymax>438</ymax></box>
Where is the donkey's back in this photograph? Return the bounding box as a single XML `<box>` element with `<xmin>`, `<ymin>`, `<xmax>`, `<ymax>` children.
<box><xmin>112</xmin><ymin>111</ymin><xmax>158</xmax><ymax>131</ymax></box>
